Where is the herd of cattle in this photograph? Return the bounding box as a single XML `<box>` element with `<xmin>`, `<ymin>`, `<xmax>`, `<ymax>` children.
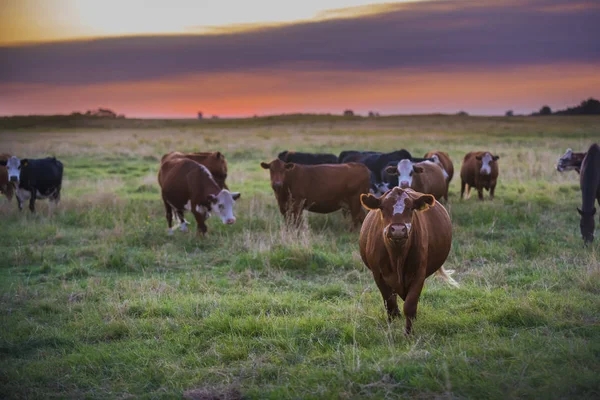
<box><xmin>0</xmin><ymin>144</ymin><xmax>598</xmax><ymax>334</ymax></box>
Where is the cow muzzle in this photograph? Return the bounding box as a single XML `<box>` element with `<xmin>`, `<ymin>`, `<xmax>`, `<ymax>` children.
<box><xmin>272</xmin><ymin>182</ymin><xmax>283</xmax><ymax>190</ymax></box>
<box><xmin>400</xmin><ymin>181</ymin><xmax>410</xmax><ymax>188</ymax></box>
<box><xmin>225</xmin><ymin>217</ymin><xmax>236</xmax><ymax>225</ymax></box>
<box><xmin>9</xmin><ymin>176</ymin><xmax>18</xmax><ymax>183</ymax></box>
<box><xmin>387</xmin><ymin>223</ymin><xmax>410</xmax><ymax>240</ymax></box>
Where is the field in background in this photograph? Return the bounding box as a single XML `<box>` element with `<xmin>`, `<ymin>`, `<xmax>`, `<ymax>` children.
<box><xmin>0</xmin><ymin>115</ymin><xmax>599</xmax><ymax>399</ymax></box>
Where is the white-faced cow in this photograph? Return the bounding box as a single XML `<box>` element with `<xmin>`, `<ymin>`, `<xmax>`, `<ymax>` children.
<box><xmin>359</xmin><ymin>187</ymin><xmax>458</xmax><ymax>334</ymax></box>
<box><xmin>158</xmin><ymin>157</ymin><xmax>240</xmax><ymax>236</ymax></box>
<box><xmin>0</xmin><ymin>156</ymin><xmax>63</xmax><ymax>212</ymax></box>
<box><xmin>460</xmin><ymin>151</ymin><xmax>499</xmax><ymax>200</ymax></box>
<box><xmin>578</xmin><ymin>143</ymin><xmax>600</xmax><ymax>244</ymax></box>
<box><xmin>385</xmin><ymin>159</ymin><xmax>447</xmax><ymax>201</ymax></box>
<box><xmin>557</xmin><ymin>148</ymin><xmax>586</xmax><ymax>174</ymax></box>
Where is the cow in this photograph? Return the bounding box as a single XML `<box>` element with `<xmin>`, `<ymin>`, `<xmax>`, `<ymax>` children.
<box><xmin>278</xmin><ymin>151</ymin><xmax>338</xmax><ymax>165</ymax></box>
<box><xmin>0</xmin><ymin>156</ymin><xmax>63</xmax><ymax>212</ymax></box>
<box><xmin>460</xmin><ymin>151</ymin><xmax>500</xmax><ymax>200</ymax></box>
<box><xmin>557</xmin><ymin>148</ymin><xmax>586</xmax><ymax>174</ymax></box>
<box><xmin>260</xmin><ymin>159</ymin><xmax>370</xmax><ymax>228</ymax></box>
<box><xmin>359</xmin><ymin>187</ymin><xmax>458</xmax><ymax>334</ymax></box>
<box><xmin>362</xmin><ymin>151</ymin><xmax>433</xmax><ymax>187</ymax></box>
<box><xmin>161</xmin><ymin>151</ymin><xmax>229</xmax><ymax>189</ymax></box>
<box><xmin>578</xmin><ymin>143</ymin><xmax>600</xmax><ymax>244</ymax></box>
<box><xmin>338</xmin><ymin>150</ymin><xmax>379</xmax><ymax>164</ymax></box>
<box><xmin>158</xmin><ymin>157</ymin><xmax>240</xmax><ymax>235</ymax></box>
<box><xmin>0</xmin><ymin>153</ymin><xmax>14</xmax><ymax>201</ymax></box>
<box><xmin>385</xmin><ymin>159</ymin><xmax>447</xmax><ymax>201</ymax></box>
<box><xmin>424</xmin><ymin>151</ymin><xmax>454</xmax><ymax>199</ymax></box>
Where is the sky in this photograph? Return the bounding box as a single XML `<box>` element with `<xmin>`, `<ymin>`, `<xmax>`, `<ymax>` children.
<box><xmin>0</xmin><ymin>0</ymin><xmax>599</xmax><ymax>117</ymax></box>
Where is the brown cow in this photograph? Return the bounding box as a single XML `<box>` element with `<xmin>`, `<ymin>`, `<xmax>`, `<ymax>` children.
<box><xmin>161</xmin><ymin>151</ymin><xmax>228</xmax><ymax>189</ymax></box>
<box><xmin>0</xmin><ymin>153</ymin><xmax>14</xmax><ymax>201</ymax></box>
<box><xmin>578</xmin><ymin>143</ymin><xmax>600</xmax><ymax>244</ymax></box>
<box><xmin>260</xmin><ymin>159</ymin><xmax>370</xmax><ymax>228</ymax></box>
<box><xmin>460</xmin><ymin>151</ymin><xmax>499</xmax><ymax>200</ymax></box>
<box><xmin>385</xmin><ymin>159</ymin><xmax>447</xmax><ymax>201</ymax></box>
<box><xmin>557</xmin><ymin>148</ymin><xmax>586</xmax><ymax>174</ymax></box>
<box><xmin>158</xmin><ymin>157</ymin><xmax>240</xmax><ymax>235</ymax></box>
<box><xmin>359</xmin><ymin>187</ymin><xmax>457</xmax><ymax>334</ymax></box>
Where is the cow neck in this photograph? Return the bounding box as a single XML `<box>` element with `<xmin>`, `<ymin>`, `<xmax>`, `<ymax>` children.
<box><xmin>275</xmin><ymin>167</ymin><xmax>297</xmax><ymax>201</ymax></box>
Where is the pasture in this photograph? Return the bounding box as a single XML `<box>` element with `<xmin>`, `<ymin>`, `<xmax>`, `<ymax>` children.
<box><xmin>0</xmin><ymin>115</ymin><xmax>599</xmax><ymax>399</ymax></box>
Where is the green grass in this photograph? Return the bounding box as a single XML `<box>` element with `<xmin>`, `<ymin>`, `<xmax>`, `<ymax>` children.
<box><xmin>0</xmin><ymin>115</ymin><xmax>599</xmax><ymax>399</ymax></box>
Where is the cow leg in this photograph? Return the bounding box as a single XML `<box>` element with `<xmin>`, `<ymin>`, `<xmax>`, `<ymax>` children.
<box><xmin>192</xmin><ymin>210</ymin><xmax>208</xmax><ymax>236</ymax></box>
<box><xmin>287</xmin><ymin>202</ymin><xmax>304</xmax><ymax>228</ymax></box>
<box><xmin>163</xmin><ymin>199</ymin><xmax>174</xmax><ymax>235</ymax></box>
<box><xmin>373</xmin><ymin>272</ymin><xmax>400</xmax><ymax>320</ymax></box>
<box><xmin>403</xmin><ymin>279</ymin><xmax>425</xmax><ymax>335</ymax></box>
<box><xmin>349</xmin><ymin>196</ymin><xmax>365</xmax><ymax>229</ymax></box>
<box><xmin>28</xmin><ymin>191</ymin><xmax>36</xmax><ymax>213</ymax></box>
<box><xmin>460</xmin><ymin>180</ymin><xmax>466</xmax><ymax>199</ymax></box>
<box><xmin>490</xmin><ymin>183</ymin><xmax>496</xmax><ymax>200</ymax></box>
<box><xmin>175</xmin><ymin>209</ymin><xmax>189</xmax><ymax>232</ymax></box>
<box><xmin>477</xmin><ymin>185</ymin><xmax>484</xmax><ymax>201</ymax></box>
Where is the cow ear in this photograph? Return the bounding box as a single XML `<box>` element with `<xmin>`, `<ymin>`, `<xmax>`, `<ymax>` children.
<box><xmin>475</xmin><ymin>155</ymin><xmax>482</xmax><ymax>160</ymax></box>
<box><xmin>413</xmin><ymin>166</ymin><xmax>424</xmax><ymax>173</ymax></box>
<box><xmin>385</xmin><ymin>166</ymin><xmax>399</xmax><ymax>175</ymax></box>
<box><xmin>361</xmin><ymin>193</ymin><xmax>382</xmax><ymax>210</ymax></box>
<box><xmin>285</xmin><ymin>163</ymin><xmax>295</xmax><ymax>170</ymax></box>
<box><xmin>260</xmin><ymin>162</ymin><xmax>271</xmax><ymax>169</ymax></box>
<box><xmin>231</xmin><ymin>192</ymin><xmax>241</xmax><ymax>201</ymax></box>
<box><xmin>413</xmin><ymin>194</ymin><xmax>435</xmax><ymax>211</ymax></box>
<box><xmin>215</xmin><ymin>152</ymin><xmax>222</xmax><ymax>159</ymax></box>
<box><xmin>493</xmin><ymin>155</ymin><xmax>500</xmax><ymax>161</ymax></box>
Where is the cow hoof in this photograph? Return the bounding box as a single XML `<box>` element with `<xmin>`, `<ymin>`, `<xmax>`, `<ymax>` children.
<box><xmin>167</xmin><ymin>229</ymin><xmax>174</xmax><ymax>236</ymax></box>
<box><xmin>180</xmin><ymin>223</ymin><xmax>188</xmax><ymax>232</ymax></box>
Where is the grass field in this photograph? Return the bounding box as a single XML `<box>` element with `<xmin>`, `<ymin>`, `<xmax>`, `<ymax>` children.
<box><xmin>0</xmin><ymin>115</ymin><xmax>599</xmax><ymax>399</ymax></box>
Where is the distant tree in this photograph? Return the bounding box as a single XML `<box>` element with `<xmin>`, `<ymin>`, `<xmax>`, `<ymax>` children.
<box><xmin>505</xmin><ymin>110</ymin><xmax>513</xmax><ymax>117</ymax></box>
<box><xmin>539</xmin><ymin>105</ymin><xmax>552</xmax><ymax>115</ymax></box>
<box><xmin>456</xmin><ymin>111</ymin><xmax>469</xmax><ymax>116</ymax></box>
<box><xmin>211</xmin><ymin>115</ymin><xmax>219</xmax><ymax>119</ymax></box>
<box><xmin>197</xmin><ymin>111</ymin><xmax>203</xmax><ymax>120</ymax></box>
<box><xmin>554</xmin><ymin>98</ymin><xmax>600</xmax><ymax>115</ymax></box>
<box><xmin>343</xmin><ymin>109</ymin><xmax>354</xmax><ymax>117</ymax></box>
<box><xmin>368</xmin><ymin>111</ymin><xmax>375</xmax><ymax>117</ymax></box>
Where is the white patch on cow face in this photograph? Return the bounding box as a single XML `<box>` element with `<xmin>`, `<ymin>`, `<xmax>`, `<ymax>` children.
<box><xmin>431</xmin><ymin>155</ymin><xmax>449</xmax><ymax>179</ymax></box>
<box><xmin>393</xmin><ymin>192</ymin><xmax>410</xmax><ymax>215</ymax></box>
<box><xmin>209</xmin><ymin>189</ymin><xmax>239</xmax><ymax>224</ymax></box>
<box><xmin>397</xmin><ymin>159</ymin><xmax>414</xmax><ymax>188</ymax></box>
<box><xmin>480</xmin><ymin>153</ymin><xmax>493</xmax><ymax>175</ymax></box>
<box><xmin>6</xmin><ymin>156</ymin><xmax>21</xmax><ymax>184</ymax></box>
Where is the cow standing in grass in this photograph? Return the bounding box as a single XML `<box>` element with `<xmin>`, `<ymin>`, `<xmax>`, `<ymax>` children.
<box><xmin>158</xmin><ymin>157</ymin><xmax>240</xmax><ymax>236</ymax></box>
<box><xmin>0</xmin><ymin>153</ymin><xmax>14</xmax><ymax>202</ymax></box>
<box><xmin>460</xmin><ymin>151</ymin><xmax>500</xmax><ymax>200</ymax></box>
<box><xmin>359</xmin><ymin>187</ymin><xmax>457</xmax><ymax>334</ymax></box>
<box><xmin>260</xmin><ymin>159</ymin><xmax>369</xmax><ymax>228</ymax></box>
<box><xmin>0</xmin><ymin>156</ymin><xmax>63</xmax><ymax>212</ymax></box>
<box><xmin>578</xmin><ymin>143</ymin><xmax>600</xmax><ymax>244</ymax></box>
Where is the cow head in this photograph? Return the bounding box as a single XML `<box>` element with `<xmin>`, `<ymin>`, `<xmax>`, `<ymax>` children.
<box><xmin>475</xmin><ymin>152</ymin><xmax>499</xmax><ymax>175</ymax></box>
<box><xmin>361</xmin><ymin>187</ymin><xmax>435</xmax><ymax>243</ymax></box>
<box><xmin>261</xmin><ymin>159</ymin><xmax>294</xmax><ymax>191</ymax></box>
<box><xmin>385</xmin><ymin>159</ymin><xmax>424</xmax><ymax>188</ymax></box>
<box><xmin>577</xmin><ymin>207</ymin><xmax>596</xmax><ymax>244</ymax></box>
<box><xmin>201</xmin><ymin>189</ymin><xmax>241</xmax><ymax>224</ymax></box>
<box><xmin>556</xmin><ymin>148</ymin><xmax>584</xmax><ymax>173</ymax></box>
<box><xmin>0</xmin><ymin>156</ymin><xmax>26</xmax><ymax>184</ymax></box>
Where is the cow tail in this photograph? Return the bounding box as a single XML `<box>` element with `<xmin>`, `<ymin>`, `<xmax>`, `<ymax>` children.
<box><xmin>436</xmin><ymin>267</ymin><xmax>459</xmax><ymax>288</ymax></box>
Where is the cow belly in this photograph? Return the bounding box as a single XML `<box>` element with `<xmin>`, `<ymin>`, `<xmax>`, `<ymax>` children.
<box><xmin>306</xmin><ymin>202</ymin><xmax>342</xmax><ymax>213</ymax></box>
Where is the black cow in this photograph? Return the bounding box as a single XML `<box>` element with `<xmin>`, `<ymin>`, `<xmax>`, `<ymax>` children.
<box><xmin>1</xmin><ymin>156</ymin><xmax>63</xmax><ymax>212</ymax></box>
<box><xmin>578</xmin><ymin>143</ymin><xmax>600</xmax><ymax>244</ymax></box>
<box><xmin>278</xmin><ymin>151</ymin><xmax>338</xmax><ymax>165</ymax></box>
<box><xmin>338</xmin><ymin>150</ymin><xmax>379</xmax><ymax>163</ymax></box>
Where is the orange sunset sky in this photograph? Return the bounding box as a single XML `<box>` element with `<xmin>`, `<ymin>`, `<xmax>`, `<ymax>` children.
<box><xmin>0</xmin><ymin>0</ymin><xmax>599</xmax><ymax>117</ymax></box>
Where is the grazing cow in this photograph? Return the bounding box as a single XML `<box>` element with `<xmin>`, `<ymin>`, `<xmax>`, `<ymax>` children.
<box><xmin>0</xmin><ymin>156</ymin><xmax>63</xmax><ymax>212</ymax></box>
<box><xmin>158</xmin><ymin>158</ymin><xmax>240</xmax><ymax>235</ymax></box>
<box><xmin>338</xmin><ymin>150</ymin><xmax>379</xmax><ymax>164</ymax></box>
<box><xmin>359</xmin><ymin>187</ymin><xmax>457</xmax><ymax>334</ymax></box>
<box><xmin>557</xmin><ymin>148</ymin><xmax>586</xmax><ymax>174</ymax></box>
<box><xmin>278</xmin><ymin>151</ymin><xmax>338</xmax><ymax>165</ymax></box>
<box><xmin>260</xmin><ymin>159</ymin><xmax>370</xmax><ymax>228</ymax></box>
<box><xmin>385</xmin><ymin>159</ymin><xmax>447</xmax><ymax>201</ymax></box>
<box><xmin>460</xmin><ymin>151</ymin><xmax>500</xmax><ymax>200</ymax></box>
<box><xmin>578</xmin><ymin>143</ymin><xmax>600</xmax><ymax>244</ymax></box>
<box><xmin>0</xmin><ymin>153</ymin><xmax>14</xmax><ymax>201</ymax></box>
<box><xmin>161</xmin><ymin>151</ymin><xmax>229</xmax><ymax>189</ymax></box>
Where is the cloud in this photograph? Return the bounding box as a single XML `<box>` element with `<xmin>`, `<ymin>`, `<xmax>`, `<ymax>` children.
<box><xmin>0</xmin><ymin>0</ymin><xmax>598</xmax><ymax>86</ymax></box>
